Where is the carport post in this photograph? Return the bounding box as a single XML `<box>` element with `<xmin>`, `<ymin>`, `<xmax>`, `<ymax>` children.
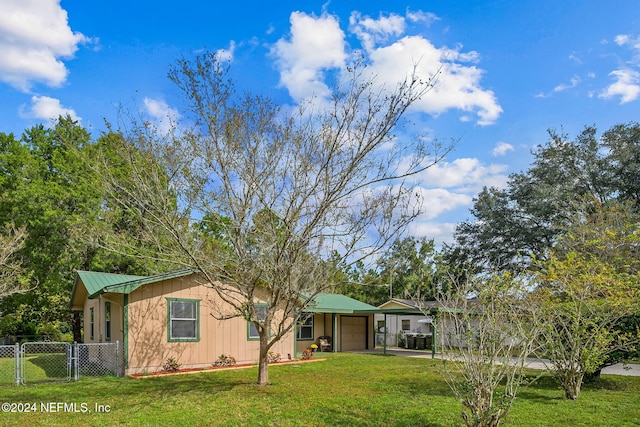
<box><xmin>383</xmin><ymin>313</ymin><xmax>387</xmax><ymax>355</ymax></box>
<box><xmin>431</xmin><ymin>311</ymin><xmax>437</xmax><ymax>359</ymax></box>
<box><xmin>332</xmin><ymin>313</ymin><xmax>337</xmax><ymax>352</ymax></box>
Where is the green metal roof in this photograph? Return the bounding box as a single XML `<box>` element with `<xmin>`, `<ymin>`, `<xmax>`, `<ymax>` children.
<box><xmin>75</xmin><ymin>269</ymin><xmax>194</xmax><ymax>299</ymax></box>
<box><xmin>76</xmin><ymin>271</ymin><xmax>145</xmax><ymax>297</ymax></box>
<box><xmin>305</xmin><ymin>293</ymin><xmax>380</xmax><ymax>314</ymax></box>
<box><xmin>72</xmin><ymin>270</ymin><xmax>377</xmax><ymax>315</ymax></box>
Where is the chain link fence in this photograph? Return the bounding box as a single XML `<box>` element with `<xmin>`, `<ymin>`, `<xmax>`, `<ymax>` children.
<box><xmin>21</xmin><ymin>342</ymin><xmax>72</xmax><ymax>385</ymax></box>
<box><xmin>0</xmin><ymin>344</ymin><xmax>18</xmax><ymax>386</ymax></box>
<box><xmin>76</xmin><ymin>342</ymin><xmax>124</xmax><ymax>378</ymax></box>
<box><xmin>0</xmin><ymin>341</ymin><xmax>124</xmax><ymax>386</ymax></box>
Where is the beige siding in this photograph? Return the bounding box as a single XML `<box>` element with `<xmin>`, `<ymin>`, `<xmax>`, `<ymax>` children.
<box><xmin>125</xmin><ymin>276</ymin><xmax>295</xmax><ymax>373</ymax></box>
<box><xmin>378</xmin><ymin>301</ymin><xmax>413</xmax><ymax>310</ymax></box>
<box><xmin>83</xmin><ymin>296</ymin><xmax>124</xmax><ymax>344</ymax></box>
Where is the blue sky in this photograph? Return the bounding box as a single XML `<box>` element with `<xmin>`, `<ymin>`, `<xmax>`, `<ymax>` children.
<box><xmin>1</xmin><ymin>0</ymin><xmax>639</xmax><ymax>245</ymax></box>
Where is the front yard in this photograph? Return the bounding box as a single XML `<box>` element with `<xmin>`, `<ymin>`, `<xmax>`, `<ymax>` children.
<box><xmin>0</xmin><ymin>352</ymin><xmax>639</xmax><ymax>426</ymax></box>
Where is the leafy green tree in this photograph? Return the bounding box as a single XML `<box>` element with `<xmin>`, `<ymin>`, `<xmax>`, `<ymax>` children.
<box><xmin>0</xmin><ymin>118</ymin><xmax>96</xmax><ymax>340</ymax></box>
<box><xmin>452</xmin><ymin>123</ymin><xmax>638</xmax><ymax>272</ymax></box>
<box><xmin>0</xmin><ymin>224</ymin><xmax>31</xmax><ymax>299</ymax></box>
<box><xmin>331</xmin><ymin>255</ymin><xmax>388</xmax><ymax>307</ymax></box>
<box><xmin>377</xmin><ymin>237</ymin><xmax>436</xmax><ymax>300</ymax></box>
<box><xmin>532</xmin><ymin>200</ymin><xmax>640</xmax><ymax>400</ymax></box>
<box><xmin>333</xmin><ymin>237</ymin><xmax>450</xmax><ymax>307</ymax></box>
<box><xmin>0</xmin><ymin>117</ymin><xmax>163</xmax><ymax>342</ymax></box>
<box><xmin>602</xmin><ymin>122</ymin><xmax>640</xmax><ymax>204</ymax></box>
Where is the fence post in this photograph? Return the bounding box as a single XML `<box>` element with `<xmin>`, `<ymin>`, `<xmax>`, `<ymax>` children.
<box><xmin>115</xmin><ymin>341</ymin><xmax>120</xmax><ymax>377</ymax></box>
<box><xmin>73</xmin><ymin>342</ymin><xmax>79</xmax><ymax>381</ymax></box>
<box><xmin>14</xmin><ymin>343</ymin><xmax>20</xmax><ymax>386</ymax></box>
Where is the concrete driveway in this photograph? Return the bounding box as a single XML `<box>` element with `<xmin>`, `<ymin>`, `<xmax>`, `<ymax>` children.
<box><xmin>363</xmin><ymin>348</ymin><xmax>640</xmax><ymax>377</ymax></box>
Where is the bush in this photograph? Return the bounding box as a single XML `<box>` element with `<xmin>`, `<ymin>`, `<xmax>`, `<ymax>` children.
<box><xmin>268</xmin><ymin>351</ymin><xmax>281</xmax><ymax>363</ymax></box>
<box><xmin>213</xmin><ymin>354</ymin><xmax>236</xmax><ymax>367</ymax></box>
<box><xmin>162</xmin><ymin>357</ymin><xmax>181</xmax><ymax>372</ymax></box>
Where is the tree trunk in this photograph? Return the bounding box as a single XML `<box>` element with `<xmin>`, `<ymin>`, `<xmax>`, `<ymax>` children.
<box><xmin>560</xmin><ymin>371</ymin><xmax>583</xmax><ymax>400</ymax></box>
<box><xmin>72</xmin><ymin>311</ymin><xmax>82</xmax><ymax>343</ymax></box>
<box><xmin>583</xmin><ymin>368</ymin><xmax>602</xmax><ymax>384</ymax></box>
<box><xmin>256</xmin><ymin>332</ymin><xmax>270</xmax><ymax>386</ymax></box>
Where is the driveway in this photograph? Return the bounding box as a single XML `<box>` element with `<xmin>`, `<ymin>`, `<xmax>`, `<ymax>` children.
<box><xmin>362</xmin><ymin>348</ymin><xmax>640</xmax><ymax>377</ymax></box>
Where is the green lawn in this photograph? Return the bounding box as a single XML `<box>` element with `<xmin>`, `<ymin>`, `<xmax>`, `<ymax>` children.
<box><xmin>0</xmin><ymin>353</ymin><xmax>639</xmax><ymax>426</ymax></box>
<box><xmin>1</xmin><ymin>353</ymin><xmax>70</xmax><ymax>386</ymax></box>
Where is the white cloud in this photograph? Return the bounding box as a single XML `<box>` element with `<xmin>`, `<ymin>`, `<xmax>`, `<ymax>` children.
<box><xmin>492</xmin><ymin>142</ymin><xmax>514</xmax><ymax>157</ymax></box>
<box><xmin>600</xmin><ymin>34</ymin><xmax>640</xmax><ymax>103</ymax></box>
<box><xmin>349</xmin><ymin>11</ymin><xmax>406</xmax><ymax>52</ymax></box>
<box><xmin>351</xmin><ymin>13</ymin><xmax>502</xmax><ymax>125</ymax></box>
<box><xmin>394</xmin><ymin>156</ymin><xmax>510</xmax><ymax>243</ymax></box>
<box><xmin>414</xmin><ymin>187</ymin><xmax>472</xmax><ymax>219</ymax></box>
<box><xmin>600</xmin><ymin>69</ymin><xmax>640</xmax><ymax>103</ymax></box>
<box><xmin>271</xmin><ymin>12</ymin><xmax>347</xmax><ymax>100</ymax></box>
<box><xmin>553</xmin><ymin>75</ymin><xmax>580</xmax><ymax>93</ymax></box>
<box><xmin>271</xmin><ymin>10</ymin><xmax>502</xmax><ymax>125</ymax></box>
<box><xmin>408</xmin><ymin>221</ymin><xmax>457</xmax><ymax>244</ymax></box>
<box><xmin>405</xmin><ymin>10</ymin><xmax>439</xmax><ymax>26</ymax></box>
<box><xmin>413</xmin><ymin>157</ymin><xmax>509</xmax><ymax>193</ymax></box>
<box><xmin>143</xmin><ymin>97</ymin><xmax>180</xmax><ymax>135</ymax></box>
<box><xmin>536</xmin><ymin>75</ymin><xmax>582</xmax><ymax>99</ymax></box>
<box><xmin>0</xmin><ymin>0</ymin><xmax>90</xmax><ymax>92</ymax></box>
<box><xmin>216</xmin><ymin>41</ymin><xmax>236</xmax><ymax>62</ymax></box>
<box><xmin>569</xmin><ymin>52</ymin><xmax>582</xmax><ymax>64</ymax></box>
<box><xmin>614</xmin><ymin>34</ymin><xmax>631</xmax><ymax>46</ymax></box>
<box><xmin>21</xmin><ymin>95</ymin><xmax>81</xmax><ymax>125</ymax></box>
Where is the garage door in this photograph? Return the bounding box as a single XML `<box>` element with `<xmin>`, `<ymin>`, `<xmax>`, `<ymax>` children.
<box><xmin>341</xmin><ymin>316</ymin><xmax>367</xmax><ymax>351</ymax></box>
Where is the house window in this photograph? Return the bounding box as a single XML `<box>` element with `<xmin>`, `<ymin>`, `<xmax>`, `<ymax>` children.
<box><xmin>297</xmin><ymin>315</ymin><xmax>314</xmax><ymax>340</ymax></box>
<box><xmin>104</xmin><ymin>302</ymin><xmax>111</xmax><ymax>342</ymax></box>
<box><xmin>89</xmin><ymin>307</ymin><xmax>94</xmax><ymax>341</ymax></box>
<box><xmin>167</xmin><ymin>298</ymin><xmax>200</xmax><ymax>342</ymax></box>
<box><xmin>401</xmin><ymin>319</ymin><xmax>410</xmax><ymax>331</ymax></box>
<box><xmin>248</xmin><ymin>304</ymin><xmax>267</xmax><ymax>340</ymax></box>
<box><xmin>377</xmin><ymin>320</ymin><xmax>385</xmax><ymax>332</ymax></box>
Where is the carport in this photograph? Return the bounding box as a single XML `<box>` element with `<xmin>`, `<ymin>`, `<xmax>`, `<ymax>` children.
<box><xmin>378</xmin><ymin>299</ymin><xmax>443</xmax><ymax>358</ymax></box>
<box><xmin>301</xmin><ymin>294</ymin><xmax>380</xmax><ymax>353</ymax></box>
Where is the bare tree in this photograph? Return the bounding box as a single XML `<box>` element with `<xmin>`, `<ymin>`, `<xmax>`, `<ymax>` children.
<box><xmin>97</xmin><ymin>52</ymin><xmax>449</xmax><ymax>385</ymax></box>
<box><xmin>433</xmin><ymin>272</ymin><xmax>539</xmax><ymax>427</ymax></box>
<box><xmin>0</xmin><ymin>224</ymin><xmax>31</xmax><ymax>299</ymax></box>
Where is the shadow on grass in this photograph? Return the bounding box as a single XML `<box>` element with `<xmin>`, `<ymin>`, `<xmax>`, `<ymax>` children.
<box><xmin>24</xmin><ymin>354</ymin><xmax>70</xmax><ymax>383</ymax></box>
<box><xmin>6</xmin><ymin>370</ymin><xmax>253</xmax><ymax>405</ymax></box>
<box><xmin>124</xmin><ymin>372</ymin><xmax>254</xmax><ymax>397</ymax></box>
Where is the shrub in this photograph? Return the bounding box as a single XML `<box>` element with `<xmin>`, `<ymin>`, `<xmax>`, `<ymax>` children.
<box><xmin>162</xmin><ymin>357</ymin><xmax>181</xmax><ymax>372</ymax></box>
<box><xmin>268</xmin><ymin>351</ymin><xmax>281</xmax><ymax>363</ymax></box>
<box><xmin>213</xmin><ymin>354</ymin><xmax>236</xmax><ymax>367</ymax></box>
